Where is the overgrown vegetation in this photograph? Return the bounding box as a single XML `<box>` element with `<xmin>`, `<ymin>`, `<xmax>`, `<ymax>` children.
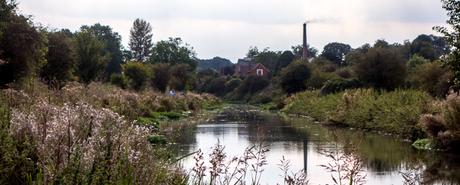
<box><xmin>0</xmin><ymin>81</ymin><xmax>220</xmax><ymax>184</ymax></box>
<box><xmin>283</xmin><ymin>89</ymin><xmax>433</xmax><ymax>139</ymax></box>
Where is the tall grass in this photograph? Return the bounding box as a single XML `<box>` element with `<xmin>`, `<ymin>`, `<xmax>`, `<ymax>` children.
<box><xmin>283</xmin><ymin>89</ymin><xmax>433</xmax><ymax>139</ymax></box>
<box><xmin>419</xmin><ymin>93</ymin><xmax>460</xmax><ymax>151</ymax></box>
<box><xmin>0</xmin><ymin>81</ymin><xmax>220</xmax><ymax>184</ymax></box>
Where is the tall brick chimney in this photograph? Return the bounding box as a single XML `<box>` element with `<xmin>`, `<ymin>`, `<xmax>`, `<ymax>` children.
<box><xmin>302</xmin><ymin>23</ymin><xmax>308</xmax><ymax>60</ymax></box>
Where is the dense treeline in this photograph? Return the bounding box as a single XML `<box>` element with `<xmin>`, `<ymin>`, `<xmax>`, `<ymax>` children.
<box><xmin>0</xmin><ymin>0</ymin><xmax>199</xmax><ymax>93</ymax></box>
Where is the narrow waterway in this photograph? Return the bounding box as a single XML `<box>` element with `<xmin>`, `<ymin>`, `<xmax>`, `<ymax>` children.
<box><xmin>175</xmin><ymin>105</ymin><xmax>460</xmax><ymax>185</ymax></box>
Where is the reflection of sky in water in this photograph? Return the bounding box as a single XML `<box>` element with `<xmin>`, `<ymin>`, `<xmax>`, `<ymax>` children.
<box><xmin>178</xmin><ymin>123</ymin><xmax>415</xmax><ymax>185</ymax></box>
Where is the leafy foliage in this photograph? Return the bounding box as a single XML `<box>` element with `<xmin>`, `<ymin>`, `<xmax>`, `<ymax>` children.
<box><xmin>123</xmin><ymin>62</ymin><xmax>150</xmax><ymax>91</ymax></box>
<box><xmin>0</xmin><ymin>11</ymin><xmax>47</xmax><ymax>86</ymax></box>
<box><xmin>280</xmin><ymin>61</ymin><xmax>311</xmax><ymax>94</ymax></box>
<box><xmin>321</xmin><ymin>42</ymin><xmax>352</xmax><ymax>66</ymax></box>
<box><xmin>82</xmin><ymin>24</ymin><xmax>124</xmax><ymax>79</ymax></box>
<box><xmin>129</xmin><ymin>18</ymin><xmax>153</xmax><ymax>62</ymax></box>
<box><xmin>41</xmin><ymin>30</ymin><xmax>76</xmax><ymax>88</ymax></box>
<box><xmin>435</xmin><ymin>0</ymin><xmax>460</xmax><ymax>91</ymax></box>
<box><xmin>150</xmin><ymin>37</ymin><xmax>197</xmax><ymax>69</ymax></box>
<box><xmin>75</xmin><ymin>30</ymin><xmax>108</xmax><ymax>84</ymax></box>
<box><xmin>353</xmin><ymin>47</ymin><xmax>407</xmax><ymax>90</ymax></box>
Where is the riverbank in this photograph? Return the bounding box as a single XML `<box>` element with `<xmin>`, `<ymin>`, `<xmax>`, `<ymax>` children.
<box><xmin>0</xmin><ymin>81</ymin><xmax>221</xmax><ymax>184</ymax></box>
<box><xmin>281</xmin><ymin>88</ymin><xmax>460</xmax><ymax>152</ymax></box>
<box><xmin>281</xmin><ymin>89</ymin><xmax>434</xmax><ymax>140</ymax></box>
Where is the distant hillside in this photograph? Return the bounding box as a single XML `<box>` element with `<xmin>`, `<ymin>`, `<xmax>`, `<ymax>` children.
<box><xmin>198</xmin><ymin>57</ymin><xmax>233</xmax><ymax>71</ymax></box>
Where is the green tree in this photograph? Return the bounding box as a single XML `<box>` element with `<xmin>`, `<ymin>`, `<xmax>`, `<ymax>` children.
<box><xmin>254</xmin><ymin>48</ymin><xmax>280</xmax><ymax>74</ymax></box>
<box><xmin>291</xmin><ymin>44</ymin><xmax>318</xmax><ymax>59</ymax></box>
<box><xmin>354</xmin><ymin>47</ymin><xmax>407</xmax><ymax>90</ymax></box>
<box><xmin>129</xmin><ymin>18</ymin><xmax>153</xmax><ymax>62</ymax></box>
<box><xmin>435</xmin><ymin>0</ymin><xmax>460</xmax><ymax>91</ymax></box>
<box><xmin>0</xmin><ymin>8</ymin><xmax>47</xmax><ymax>86</ymax></box>
<box><xmin>82</xmin><ymin>24</ymin><xmax>124</xmax><ymax>80</ymax></box>
<box><xmin>150</xmin><ymin>37</ymin><xmax>197</xmax><ymax>69</ymax></box>
<box><xmin>407</xmin><ymin>54</ymin><xmax>430</xmax><ymax>69</ymax></box>
<box><xmin>151</xmin><ymin>63</ymin><xmax>170</xmax><ymax>92</ymax></box>
<box><xmin>123</xmin><ymin>62</ymin><xmax>150</xmax><ymax>91</ymax></box>
<box><xmin>275</xmin><ymin>50</ymin><xmax>295</xmax><ymax>74</ymax></box>
<box><xmin>410</xmin><ymin>34</ymin><xmax>449</xmax><ymax>60</ymax></box>
<box><xmin>75</xmin><ymin>30</ymin><xmax>108</xmax><ymax>84</ymax></box>
<box><xmin>321</xmin><ymin>42</ymin><xmax>352</xmax><ymax>66</ymax></box>
<box><xmin>246</xmin><ymin>46</ymin><xmax>259</xmax><ymax>59</ymax></box>
<box><xmin>40</xmin><ymin>30</ymin><xmax>76</xmax><ymax>88</ymax></box>
<box><xmin>408</xmin><ymin>61</ymin><xmax>451</xmax><ymax>97</ymax></box>
<box><xmin>169</xmin><ymin>64</ymin><xmax>195</xmax><ymax>91</ymax></box>
<box><xmin>280</xmin><ymin>61</ymin><xmax>311</xmax><ymax>94</ymax></box>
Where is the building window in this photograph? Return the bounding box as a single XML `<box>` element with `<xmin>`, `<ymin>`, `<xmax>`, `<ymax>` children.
<box><xmin>256</xmin><ymin>69</ymin><xmax>264</xmax><ymax>76</ymax></box>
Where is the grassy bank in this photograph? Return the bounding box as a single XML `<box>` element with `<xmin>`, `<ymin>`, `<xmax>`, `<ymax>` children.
<box><xmin>282</xmin><ymin>89</ymin><xmax>434</xmax><ymax>139</ymax></box>
<box><xmin>0</xmin><ymin>81</ymin><xmax>220</xmax><ymax>184</ymax></box>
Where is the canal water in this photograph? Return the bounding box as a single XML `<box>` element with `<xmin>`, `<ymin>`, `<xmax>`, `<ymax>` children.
<box><xmin>175</xmin><ymin>106</ymin><xmax>460</xmax><ymax>185</ymax></box>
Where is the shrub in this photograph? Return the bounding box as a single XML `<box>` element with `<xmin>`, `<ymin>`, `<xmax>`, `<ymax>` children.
<box><xmin>224</xmin><ymin>78</ymin><xmax>242</xmax><ymax>93</ymax></box>
<box><xmin>407</xmin><ymin>61</ymin><xmax>451</xmax><ymax>97</ymax></box>
<box><xmin>320</xmin><ymin>79</ymin><xmax>362</xmax><ymax>95</ymax></box>
<box><xmin>305</xmin><ymin>70</ymin><xmax>340</xmax><ymax>90</ymax></box>
<box><xmin>280</xmin><ymin>61</ymin><xmax>311</xmax><ymax>94</ymax></box>
<box><xmin>283</xmin><ymin>91</ymin><xmax>342</xmax><ymax>121</ymax></box>
<box><xmin>123</xmin><ymin>62</ymin><xmax>151</xmax><ymax>91</ymax></box>
<box><xmin>110</xmin><ymin>73</ymin><xmax>128</xmax><ymax>89</ymax></box>
<box><xmin>354</xmin><ymin>47</ymin><xmax>407</xmax><ymax>90</ymax></box>
<box><xmin>205</xmin><ymin>77</ymin><xmax>227</xmax><ymax>96</ymax></box>
<box><xmin>237</xmin><ymin>76</ymin><xmax>270</xmax><ymax>95</ymax></box>
<box><xmin>151</xmin><ymin>63</ymin><xmax>170</xmax><ymax>92</ymax></box>
<box><xmin>419</xmin><ymin>93</ymin><xmax>460</xmax><ymax>151</ymax></box>
<box><xmin>284</xmin><ymin>89</ymin><xmax>432</xmax><ymax>138</ymax></box>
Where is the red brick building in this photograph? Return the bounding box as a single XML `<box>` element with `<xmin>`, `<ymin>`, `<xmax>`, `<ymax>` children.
<box><xmin>234</xmin><ymin>58</ymin><xmax>269</xmax><ymax>77</ymax></box>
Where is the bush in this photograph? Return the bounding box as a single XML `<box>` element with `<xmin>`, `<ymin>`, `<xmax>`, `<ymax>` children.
<box><xmin>123</xmin><ymin>62</ymin><xmax>151</xmax><ymax>91</ymax></box>
<box><xmin>354</xmin><ymin>47</ymin><xmax>407</xmax><ymax>90</ymax></box>
<box><xmin>205</xmin><ymin>77</ymin><xmax>227</xmax><ymax>96</ymax></box>
<box><xmin>237</xmin><ymin>76</ymin><xmax>269</xmax><ymax>95</ymax></box>
<box><xmin>280</xmin><ymin>61</ymin><xmax>311</xmax><ymax>94</ymax></box>
<box><xmin>320</xmin><ymin>79</ymin><xmax>362</xmax><ymax>95</ymax></box>
<box><xmin>305</xmin><ymin>70</ymin><xmax>341</xmax><ymax>90</ymax></box>
<box><xmin>224</xmin><ymin>78</ymin><xmax>242</xmax><ymax>93</ymax></box>
<box><xmin>151</xmin><ymin>63</ymin><xmax>170</xmax><ymax>92</ymax></box>
<box><xmin>419</xmin><ymin>93</ymin><xmax>460</xmax><ymax>151</ymax></box>
<box><xmin>110</xmin><ymin>73</ymin><xmax>128</xmax><ymax>89</ymax></box>
<box><xmin>407</xmin><ymin>61</ymin><xmax>451</xmax><ymax>97</ymax></box>
<box><xmin>283</xmin><ymin>89</ymin><xmax>432</xmax><ymax>138</ymax></box>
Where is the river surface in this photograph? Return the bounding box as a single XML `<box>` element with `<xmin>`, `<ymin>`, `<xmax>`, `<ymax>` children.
<box><xmin>175</xmin><ymin>106</ymin><xmax>460</xmax><ymax>185</ymax></box>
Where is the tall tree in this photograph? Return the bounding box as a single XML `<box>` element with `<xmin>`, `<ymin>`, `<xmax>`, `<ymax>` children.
<box><xmin>291</xmin><ymin>44</ymin><xmax>318</xmax><ymax>59</ymax></box>
<box><xmin>129</xmin><ymin>19</ymin><xmax>153</xmax><ymax>62</ymax></box>
<box><xmin>75</xmin><ymin>30</ymin><xmax>108</xmax><ymax>84</ymax></box>
<box><xmin>411</xmin><ymin>34</ymin><xmax>450</xmax><ymax>61</ymax></box>
<box><xmin>82</xmin><ymin>24</ymin><xmax>124</xmax><ymax>79</ymax></box>
<box><xmin>275</xmin><ymin>50</ymin><xmax>295</xmax><ymax>74</ymax></box>
<box><xmin>150</xmin><ymin>37</ymin><xmax>197</xmax><ymax>69</ymax></box>
<box><xmin>0</xmin><ymin>3</ymin><xmax>47</xmax><ymax>86</ymax></box>
<box><xmin>321</xmin><ymin>42</ymin><xmax>352</xmax><ymax>66</ymax></box>
<box><xmin>254</xmin><ymin>48</ymin><xmax>280</xmax><ymax>74</ymax></box>
<box><xmin>435</xmin><ymin>0</ymin><xmax>460</xmax><ymax>91</ymax></box>
<box><xmin>40</xmin><ymin>30</ymin><xmax>76</xmax><ymax>88</ymax></box>
<box><xmin>353</xmin><ymin>47</ymin><xmax>407</xmax><ymax>90</ymax></box>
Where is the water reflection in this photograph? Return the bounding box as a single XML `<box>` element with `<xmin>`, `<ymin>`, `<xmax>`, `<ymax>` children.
<box><xmin>175</xmin><ymin>112</ymin><xmax>460</xmax><ymax>185</ymax></box>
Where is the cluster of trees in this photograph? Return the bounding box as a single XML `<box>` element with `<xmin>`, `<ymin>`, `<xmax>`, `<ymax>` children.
<box><xmin>0</xmin><ymin>1</ymin><xmax>197</xmax><ymax>92</ymax></box>
<box><xmin>196</xmin><ymin>32</ymin><xmax>452</xmax><ymax>104</ymax></box>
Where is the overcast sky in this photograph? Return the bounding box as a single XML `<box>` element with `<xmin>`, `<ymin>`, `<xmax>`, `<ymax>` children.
<box><xmin>18</xmin><ymin>0</ymin><xmax>448</xmax><ymax>62</ymax></box>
